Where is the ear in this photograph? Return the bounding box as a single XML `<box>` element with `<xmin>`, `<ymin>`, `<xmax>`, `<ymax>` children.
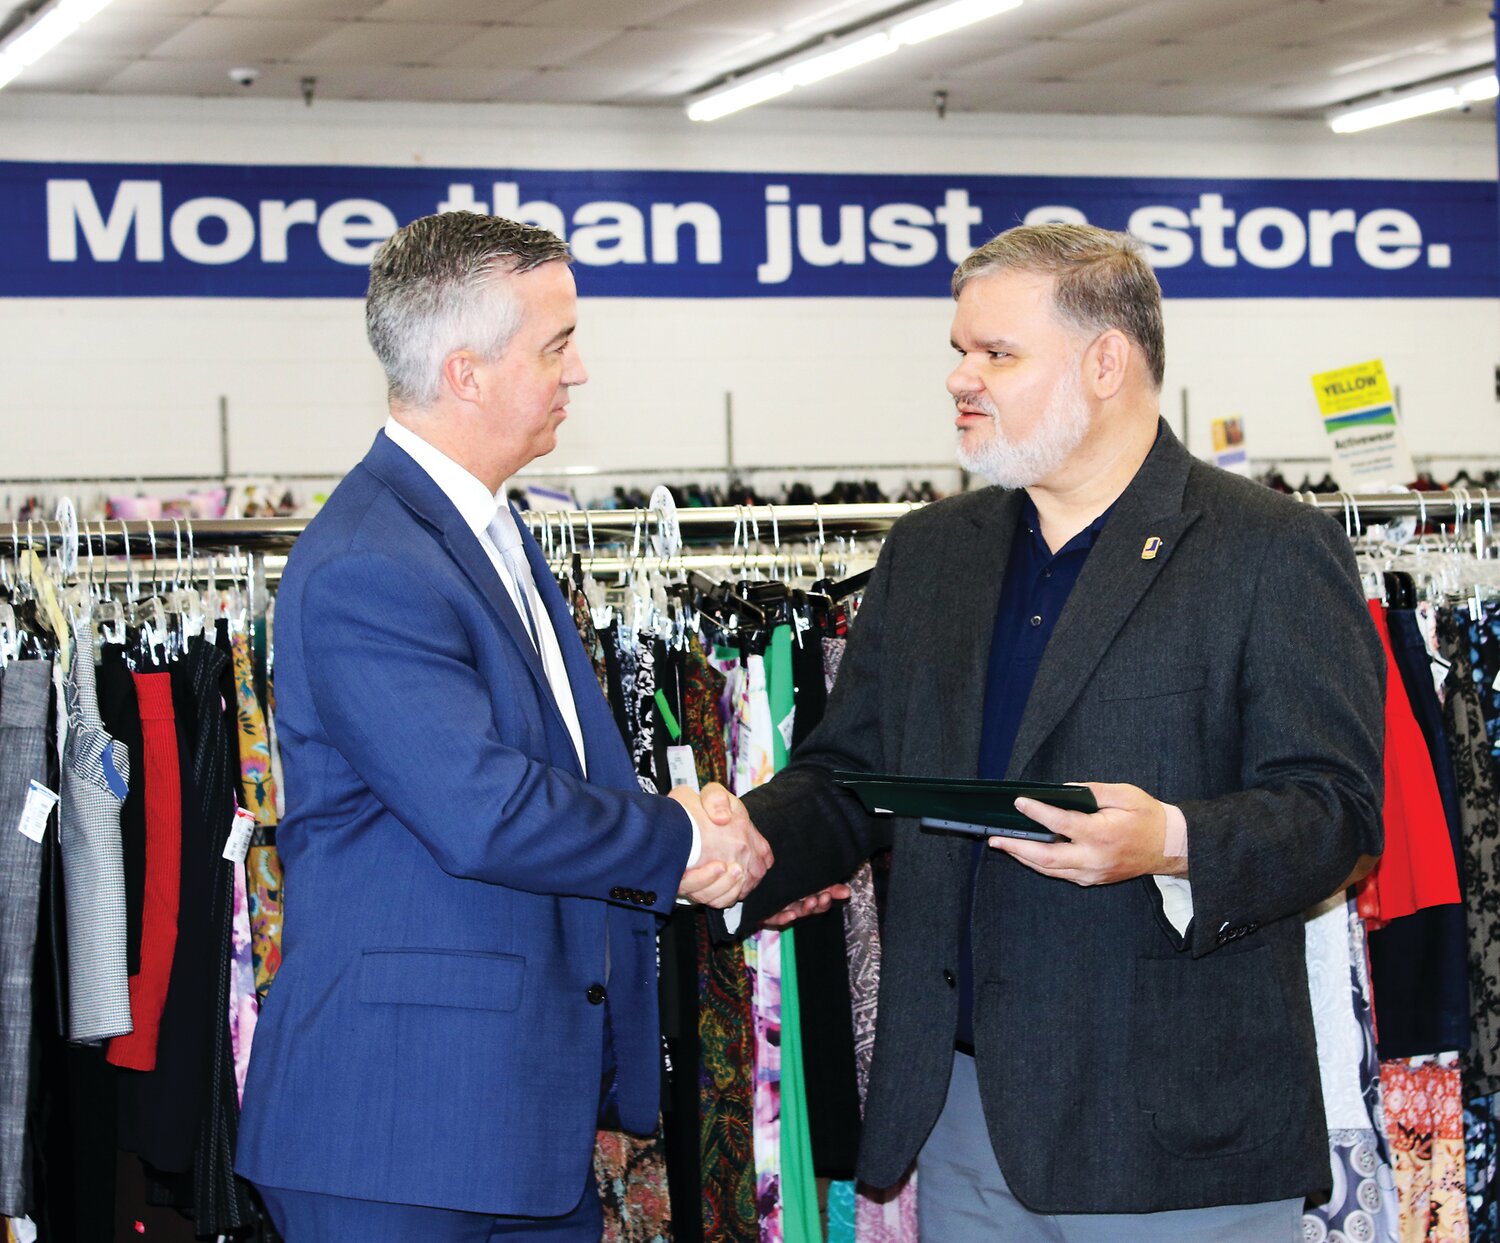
<box><xmin>439</xmin><ymin>349</ymin><xmax>482</xmax><ymax>405</ymax></box>
<box><xmin>1085</xmin><ymin>329</ymin><xmax>1131</xmax><ymax>401</ymax></box>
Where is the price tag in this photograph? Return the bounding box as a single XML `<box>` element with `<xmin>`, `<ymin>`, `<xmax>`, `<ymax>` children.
<box><xmin>666</xmin><ymin>745</ymin><xmax>700</xmax><ymax>792</ymax></box>
<box><xmin>222</xmin><ymin>806</ymin><xmax>258</xmax><ymax>864</ymax></box>
<box><xmin>17</xmin><ymin>780</ymin><xmax>58</xmax><ymax>843</ymax></box>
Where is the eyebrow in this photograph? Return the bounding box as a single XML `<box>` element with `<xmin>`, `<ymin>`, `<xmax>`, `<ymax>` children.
<box><xmin>951</xmin><ymin>337</ymin><xmax>1022</xmax><ymax>352</ymax></box>
<box><xmin>544</xmin><ymin>325</ymin><xmax>576</xmax><ymax>349</ymax></box>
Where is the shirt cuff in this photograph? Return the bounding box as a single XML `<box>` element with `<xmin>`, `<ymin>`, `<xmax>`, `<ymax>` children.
<box><xmin>1155</xmin><ymin>802</ymin><xmax>1192</xmax><ymax>936</ymax></box>
<box><xmin>684</xmin><ymin>804</ymin><xmax>702</xmax><ymax>869</ymax></box>
<box><xmin>674</xmin><ymin>804</ymin><xmax>703</xmax><ymax>907</ymax></box>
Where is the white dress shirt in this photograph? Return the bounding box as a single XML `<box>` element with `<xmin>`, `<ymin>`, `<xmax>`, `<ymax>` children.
<box><xmin>383</xmin><ymin>418</ymin><xmax>701</xmax><ymax>867</ymax></box>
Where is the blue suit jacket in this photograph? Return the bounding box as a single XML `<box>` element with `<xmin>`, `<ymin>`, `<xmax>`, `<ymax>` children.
<box><xmin>235</xmin><ymin>431</ymin><xmax>692</xmax><ymax>1215</ymax></box>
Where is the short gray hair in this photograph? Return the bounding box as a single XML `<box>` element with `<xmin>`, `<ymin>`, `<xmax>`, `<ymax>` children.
<box><xmin>952</xmin><ymin>223</ymin><xmax>1165</xmax><ymax>389</ymax></box>
<box><xmin>366</xmin><ymin>212</ymin><xmax>572</xmax><ymax>408</ymax></box>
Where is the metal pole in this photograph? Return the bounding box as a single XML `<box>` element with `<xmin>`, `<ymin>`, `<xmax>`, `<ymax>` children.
<box><xmin>724</xmin><ymin>391</ymin><xmax>735</xmax><ymax>479</ymax></box>
<box><xmin>219</xmin><ymin>395</ymin><xmax>231</xmax><ymax>481</ymax></box>
<box><xmin>1179</xmin><ymin>388</ymin><xmax>1190</xmax><ymax>453</ymax></box>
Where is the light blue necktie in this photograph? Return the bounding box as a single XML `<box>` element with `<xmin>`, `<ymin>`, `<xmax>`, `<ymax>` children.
<box><xmin>487</xmin><ymin>510</ymin><xmax>542</xmax><ymax>652</ymax></box>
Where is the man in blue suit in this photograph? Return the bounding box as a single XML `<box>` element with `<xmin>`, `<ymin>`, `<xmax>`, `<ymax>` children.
<box><xmin>236</xmin><ymin>212</ymin><xmax>770</xmax><ymax>1240</ymax></box>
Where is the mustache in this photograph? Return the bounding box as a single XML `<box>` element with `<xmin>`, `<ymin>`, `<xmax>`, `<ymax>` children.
<box><xmin>953</xmin><ymin>392</ymin><xmax>998</xmax><ymax>417</ymax></box>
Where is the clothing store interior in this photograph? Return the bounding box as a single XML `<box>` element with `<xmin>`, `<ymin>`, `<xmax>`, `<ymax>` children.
<box><xmin>2</xmin><ymin>0</ymin><xmax>1500</xmax><ymax>1240</ymax></box>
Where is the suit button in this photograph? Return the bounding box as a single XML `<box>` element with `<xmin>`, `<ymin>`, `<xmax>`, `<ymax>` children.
<box><xmin>587</xmin><ymin>984</ymin><xmax>606</xmax><ymax>1005</ymax></box>
<box><xmin>610</xmin><ymin>887</ymin><xmax>626</xmax><ymax>900</ymax></box>
<box><xmin>943</xmin><ymin>969</ymin><xmax>956</xmax><ymax>988</ymax></box>
<box><xmin>644</xmin><ymin>892</ymin><xmax>657</xmax><ymax>905</ymax></box>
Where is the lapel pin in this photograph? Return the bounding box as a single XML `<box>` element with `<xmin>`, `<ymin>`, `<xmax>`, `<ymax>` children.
<box><xmin>1141</xmin><ymin>536</ymin><xmax>1163</xmax><ymax>561</ymax></box>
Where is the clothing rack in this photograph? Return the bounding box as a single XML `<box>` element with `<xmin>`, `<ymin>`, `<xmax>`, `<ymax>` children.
<box><xmin>0</xmin><ymin>491</ymin><xmax>1494</xmax><ymax>565</ymax></box>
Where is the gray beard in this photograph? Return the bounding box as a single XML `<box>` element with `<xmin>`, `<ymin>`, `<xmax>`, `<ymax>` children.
<box><xmin>955</xmin><ymin>368</ymin><xmax>1092</xmax><ymax>489</ymax></box>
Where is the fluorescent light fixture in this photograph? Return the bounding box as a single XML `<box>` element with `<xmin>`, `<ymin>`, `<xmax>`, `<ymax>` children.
<box><xmin>892</xmin><ymin>0</ymin><xmax>1024</xmax><ymax>46</ymax></box>
<box><xmin>785</xmin><ymin>33</ymin><xmax>897</xmax><ymax>86</ymax></box>
<box><xmin>686</xmin><ymin>72</ymin><xmax>792</xmax><ymax>122</ymax></box>
<box><xmin>0</xmin><ymin>0</ymin><xmax>117</xmax><ymax>91</ymax></box>
<box><xmin>1461</xmin><ymin>73</ymin><xmax>1499</xmax><ymax>101</ymax></box>
<box><xmin>687</xmin><ymin>0</ymin><xmax>1023</xmax><ymax>121</ymax></box>
<box><xmin>1329</xmin><ymin>65</ymin><xmax>1497</xmax><ymax>133</ymax></box>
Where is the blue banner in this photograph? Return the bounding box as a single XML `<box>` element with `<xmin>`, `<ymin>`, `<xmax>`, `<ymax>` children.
<box><xmin>1</xmin><ymin>159</ymin><xmax>1493</xmax><ymax>298</ymax></box>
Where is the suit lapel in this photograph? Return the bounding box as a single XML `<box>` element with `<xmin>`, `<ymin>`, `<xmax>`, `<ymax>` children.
<box><xmin>1006</xmin><ymin>422</ymin><xmax>1200</xmax><ymax>780</ymax></box>
<box><xmin>934</xmin><ymin>488</ymin><xmax>1022</xmax><ymax>778</ymax></box>
<box><xmin>360</xmin><ymin>432</ymin><xmax>566</xmax><ymax>732</ymax></box>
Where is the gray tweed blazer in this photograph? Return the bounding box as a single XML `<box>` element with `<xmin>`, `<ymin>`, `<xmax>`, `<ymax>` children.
<box><xmin>733</xmin><ymin>419</ymin><xmax>1385</xmax><ymax>1214</ymax></box>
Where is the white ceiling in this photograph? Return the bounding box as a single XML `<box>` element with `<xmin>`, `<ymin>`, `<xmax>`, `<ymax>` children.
<box><xmin>3</xmin><ymin>0</ymin><xmax>1495</xmax><ymax>121</ymax></box>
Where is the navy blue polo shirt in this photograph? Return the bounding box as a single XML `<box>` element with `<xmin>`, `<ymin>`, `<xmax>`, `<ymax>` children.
<box><xmin>956</xmin><ymin>491</ymin><xmax>1115</xmax><ymax>1049</ymax></box>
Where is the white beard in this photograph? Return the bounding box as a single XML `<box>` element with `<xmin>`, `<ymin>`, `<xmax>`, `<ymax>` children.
<box><xmin>955</xmin><ymin>365</ymin><xmax>1092</xmax><ymax>489</ymax></box>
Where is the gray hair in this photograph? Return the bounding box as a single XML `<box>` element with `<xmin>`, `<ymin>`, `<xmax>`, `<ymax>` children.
<box><xmin>366</xmin><ymin>212</ymin><xmax>572</xmax><ymax>408</ymax></box>
<box><xmin>952</xmin><ymin>223</ymin><xmax>1165</xmax><ymax>390</ymax></box>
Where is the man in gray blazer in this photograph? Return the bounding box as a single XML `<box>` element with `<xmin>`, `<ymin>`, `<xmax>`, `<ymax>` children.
<box><xmin>723</xmin><ymin>223</ymin><xmax>1385</xmax><ymax>1240</ymax></box>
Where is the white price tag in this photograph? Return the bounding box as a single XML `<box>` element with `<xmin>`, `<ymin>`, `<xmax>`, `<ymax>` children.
<box><xmin>222</xmin><ymin>806</ymin><xmax>258</xmax><ymax>864</ymax></box>
<box><xmin>777</xmin><ymin>713</ymin><xmax>796</xmax><ymax>751</ymax></box>
<box><xmin>17</xmin><ymin>780</ymin><xmax>58</xmax><ymax>843</ymax></box>
<box><xmin>666</xmin><ymin>745</ymin><xmax>700</xmax><ymax>792</ymax></box>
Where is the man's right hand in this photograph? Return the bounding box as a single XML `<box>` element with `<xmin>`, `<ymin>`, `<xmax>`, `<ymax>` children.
<box><xmin>670</xmin><ymin>783</ymin><xmax>773</xmax><ymax>909</ymax></box>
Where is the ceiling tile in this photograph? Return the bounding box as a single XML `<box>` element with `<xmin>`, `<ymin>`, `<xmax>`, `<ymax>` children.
<box><xmin>293</xmin><ymin>21</ymin><xmax>475</xmax><ymax>65</ymax></box>
<box><xmin>363</xmin><ymin>63</ymin><xmax>534</xmax><ymax>100</ymax></box>
<box><xmin>568</xmin><ymin>26</ymin><xmax>771</xmax><ymax>74</ymax></box>
<box><xmin>211</xmin><ymin>0</ymin><xmax>385</xmax><ymax>16</ymax></box>
<box><xmin>930</xmin><ymin>37</ymin><xmax>1127</xmax><ymax>82</ymax></box>
<box><xmin>8</xmin><ymin>51</ymin><xmax>130</xmax><ymax>91</ymax></box>
<box><xmin>363</xmin><ymin>0</ymin><xmax>537</xmax><ymax>19</ymax></box>
<box><xmin>432</xmin><ymin>23</ymin><xmax>621</xmax><ymax>69</ymax></box>
<box><xmin>147</xmin><ymin>15</ymin><xmax>342</xmax><ymax>61</ymax></box>
<box><xmin>1061</xmin><ymin>0</ymin><xmax>1281</xmax><ymax>44</ymax></box>
<box><xmin>59</xmin><ymin>11</ymin><xmax>195</xmax><ymax>57</ymax></box>
<box><xmin>496</xmin><ymin>65</ymin><xmax>666</xmax><ymax>102</ymax></box>
<box><xmin>513</xmin><ymin>0</ymin><xmax>696</xmax><ymax>26</ymax></box>
<box><xmin>1070</xmin><ymin>40</ymin><xmax>1272</xmax><ymax>84</ymax></box>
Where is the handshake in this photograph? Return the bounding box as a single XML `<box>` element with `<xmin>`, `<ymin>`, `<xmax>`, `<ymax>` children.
<box><xmin>667</xmin><ymin>784</ymin><xmax>852</xmax><ymax>924</ymax></box>
<box><xmin>669</xmin><ymin>783</ymin><xmax>772</xmax><ymax>909</ymax></box>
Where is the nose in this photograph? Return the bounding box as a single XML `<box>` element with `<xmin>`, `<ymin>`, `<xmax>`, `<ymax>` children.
<box><xmin>947</xmin><ymin>353</ymin><xmax>978</xmax><ymax>398</ymax></box>
<box><xmin>564</xmin><ymin>340</ymin><xmax>589</xmax><ymax>388</ymax></box>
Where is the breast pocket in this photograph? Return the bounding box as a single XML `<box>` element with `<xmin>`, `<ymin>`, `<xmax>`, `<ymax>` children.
<box><xmin>359</xmin><ymin>948</ymin><xmax>526</xmax><ymax>1013</ymax></box>
<box><xmin>1096</xmin><ymin>662</ymin><xmax>1208</xmax><ymax>702</ymax></box>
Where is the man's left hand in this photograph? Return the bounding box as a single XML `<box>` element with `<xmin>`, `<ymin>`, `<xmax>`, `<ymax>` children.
<box><xmin>988</xmin><ymin>782</ymin><xmax>1185</xmax><ymax>886</ymax></box>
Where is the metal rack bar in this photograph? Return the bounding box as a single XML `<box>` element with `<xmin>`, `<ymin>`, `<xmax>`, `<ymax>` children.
<box><xmin>1</xmin><ymin>490</ymin><xmax>1492</xmax><ymax>562</ymax></box>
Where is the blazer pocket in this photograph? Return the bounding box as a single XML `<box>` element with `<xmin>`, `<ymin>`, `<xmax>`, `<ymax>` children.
<box><xmin>1096</xmin><ymin>662</ymin><xmax>1208</xmax><ymax>702</ymax></box>
<box><xmin>359</xmin><ymin>948</ymin><xmax>526</xmax><ymax>1013</ymax></box>
<box><xmin>1130</xmin><ymin>945</ymin><xmax>1291</xmax><ymax>1159</ymax></box>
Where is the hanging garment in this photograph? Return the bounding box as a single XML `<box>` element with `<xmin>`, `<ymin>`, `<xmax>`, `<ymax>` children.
<box><xmin>1463</xmin><ymin>605</ymin><xmax>1500</xmax><ymax>769</ymax></box>
<box><xmin>1302</xmin><ymin>892</ymin><xmax>1400</xmax><ymax>1242</ymax></box>
<box><xmin>189</xmin><ymin>633</ymin><xmax>255</xmax><ymax>1233</ymax></box>
<box><xmin>1467</xmin><ymin>1096</ymin><xmax>1500</xmax><ymax>1243</ymax></box>
<box><xmin>1360</xmin><ymin>602</ymin><xmax>1461</xmax><ymax>929</ymax></box>
<box><xmin>692</xmin><ymin>640</ymin><xmax>758</xmax><ymax>1243</ymax></box>
<box><xmin>1368</xmin><ymin>605</ymin><xmax>1471</xmax><ymax>1059</ymax></box>
<box><xmin>786</xmin><ymin>624</ymin><xmax>861</xmax><ymax>1183</ymax></box>
<box><xmin>60</xmin><ymin>622</ymin><xmax>132</xmax><ymax>1043</ymax></box>
<box><xmin>0</xmin><ymin>660</ymin><xmax>56</xmax><ymax>1219</ymax></box>
<box><xmin>229</xmin><ymin>859</ymin><xmax>256</xmax><ymax>1107</ymax></box>
<box><xmin>95</xmin><ymin>645</ymin><xmax>146</xmax><ymax>977</ymax></box>
<box><xmin>1439</xmin><ymin>610</ymin><xmax>1500</xmax><ymax>1097</ymax></box>
<box><xmin>1381</xmin><ymin>1061</ymin><xmax>1469</xmax><ymax>1243</ymax></box>
<box><xmin>107</xmin><ymin>669</ymin><xmax>182</xmax><ymax>1073</ymax></box>
<box><xmin>826</xmin><ymin>629</ymin><xmax>920</xmax><ymax>1243</ymax></box>
<box><xmin>231</xmin><ymin>629</ymin><xmax>283</xmax><ymax>1003</ymax></box>
<box><xmin>594</xmin><ymin>627</ymin><xmax>673</xmax><ymax>1243</ymax></box>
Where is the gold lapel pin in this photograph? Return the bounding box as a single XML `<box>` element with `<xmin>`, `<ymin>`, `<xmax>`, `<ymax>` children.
<box><xmin>1141</xmin><ymin>536</ymin><xmax>1163</xmax><ymax>560</ymax></box>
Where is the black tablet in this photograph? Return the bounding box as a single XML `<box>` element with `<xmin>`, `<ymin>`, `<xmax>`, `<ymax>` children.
<box><xmin>832</xmin><ymin>771</ymin><xmax>1097</xmax><ymax>843</ymax></box>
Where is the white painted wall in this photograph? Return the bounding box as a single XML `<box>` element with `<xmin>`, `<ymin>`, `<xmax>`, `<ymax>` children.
<box><xmin>1</xmin><ymin>93</ymin><xmax>1496</xmax><ymax>493</ymax></box>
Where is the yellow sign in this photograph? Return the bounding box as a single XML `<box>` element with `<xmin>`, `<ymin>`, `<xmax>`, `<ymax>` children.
<box><xmin>1310</xmin><ymin>359</ymin><xmax>1394</xmax><ymax>422</ymax></box>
